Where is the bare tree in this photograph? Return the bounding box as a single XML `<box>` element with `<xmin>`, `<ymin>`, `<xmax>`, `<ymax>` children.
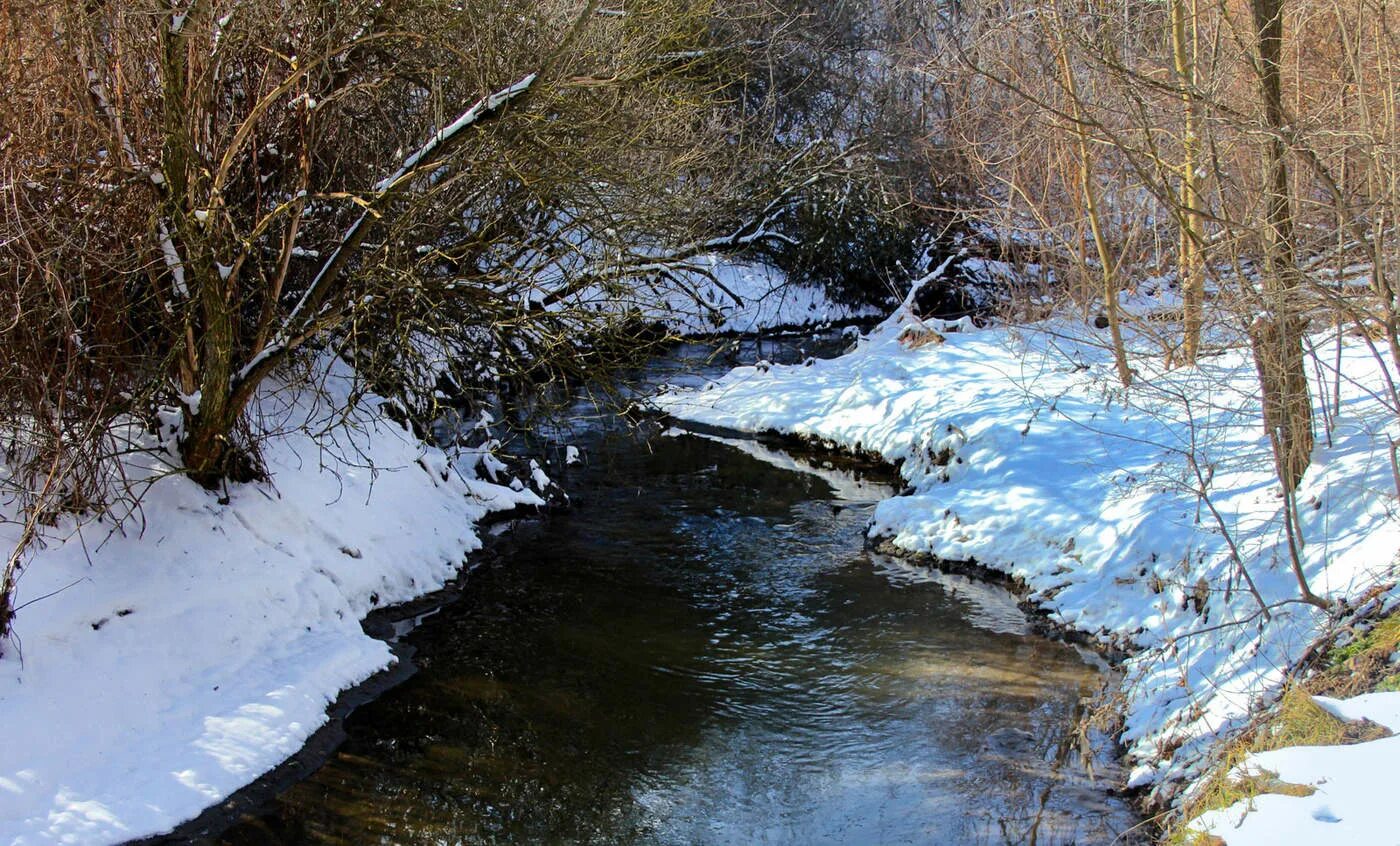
<box><xmin>0</xmin><ymin>0</ymin><xmax>881</xmax><ymax>646</ymax></box>
<box><xmin>1246</xmin><ymin>0</ymin><xmax>1316</xmax><ymax>493</ymax></box>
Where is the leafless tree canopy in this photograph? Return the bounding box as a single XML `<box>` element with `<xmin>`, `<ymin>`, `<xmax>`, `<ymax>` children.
<box><xmin>0</xmin><ymin>0</ymin><xmax>948</xmax><ymax>638</ymax></box>
<box><xmin>3</xmin><ymin>0</ymin><xmax>1396</xmax><ymax>637</ymax></box>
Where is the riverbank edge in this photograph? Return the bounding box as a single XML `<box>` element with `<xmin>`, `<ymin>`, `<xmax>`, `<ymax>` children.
<box><xmin>649</xmin><ymin>305</ymin><xmax>1400</xmax><ymax>844</ymax></box>
<box><xmin>860</xmin><ymin>534</ymin><xmax>1166</xmax><ymax>825</ymax></box>
<box><xmin>651</xmin><ymin>412</ymin><xmax>1397</xmax><ymax>844</ymax></box>
<box><xmin>0</xmin><ymin>373</ymin><xmax>564</xmax><ymax>845</ymax></box>
<box><xmin>126</xmin><ymin>501</ymin><xmax>564</xmax><ymax>846</ymax></box>
<box><xmin>660</xmin><ymin>418</ymin><xmax>1159</xmax><ymax>808</ymax></box>
<box><xmin>673</xmin><ymin>421</ymin><xmax>1125</xmax><ymax>654</ymax></box>
<box><xmin>113</xmin><ymin>324</ymin><xmax>866</xmax><ymax>845</ymax></box>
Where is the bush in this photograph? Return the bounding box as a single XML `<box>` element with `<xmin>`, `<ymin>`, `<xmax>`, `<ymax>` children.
<box><xmin>770</xmin><ymin>174</ymin><xmax>931</xmax><ymax>309</ymax></box>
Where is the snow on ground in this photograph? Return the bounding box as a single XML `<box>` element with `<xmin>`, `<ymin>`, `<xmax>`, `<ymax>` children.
<box><xmin>1190</xmin><ymin>691</ymin><xmax>1400</xmax><ymax>844</ymax></box>
<box><xmin>611</xmin><ymin>255</ymin><xmax>884</xmax><ymax>336</ymax></box>
<box><xmin>0</xmin><ymin>257</ymin><xmax>849</xmax><ymax>846</ymax></box>
<box><xmin>662</xmin><ymin>428</ymin><xmax>898</xmax><ymax>503</ymax></box>
<box><xmin>0</xmin><ymin>365</ymin><xmax>542</xmax><ymax>845</ymax></box>
<box><xmin>653</xmin><ymin>304</ymin><xmax>1400</xmax><ymax>815</ymax></box>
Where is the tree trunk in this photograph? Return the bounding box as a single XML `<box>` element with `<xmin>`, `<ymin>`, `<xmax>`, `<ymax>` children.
<box><xmin>1172</xmin><ymin>0</ymin><xmax>1205</xmax><ymax>365</ymax></box>
<box><xmin>181</xmin><ymin>298</ymin><xmax>239</xmax><ymax>488</ymax></box>
<box><xmin>0</xmin><ymin>565</ymin><xmax>15</xmax><ymax>655</ymax></box>
<box><xmin>1251</xmin><ymin>313</ymin><xmax>1314</xmax><ymax>491</ymax></box>
<box><xmin>1248</xmin><ymin>0</ymin><xmax>1314</xmax><ymax>492</ymax></box>
<box><xmin>1053</xmin><ymin>14</ymin><xmax>1133</xmax><ymax>387</ymax></box>
<box><xmin>159</xmin><ymin>0</ymin><xmax>242</xmax><ymax>487</ymax></box>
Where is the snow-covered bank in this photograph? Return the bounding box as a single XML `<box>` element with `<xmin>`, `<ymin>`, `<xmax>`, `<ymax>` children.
<box><xmin>1191</xmin><ymin>690</ymin><xmax>1400</xmax><ymax>844</ymax></box>
<box><xmin>652</xmin><ymin>307</ymin><xmax>1400</xmax><ymax>833</ymax></box>
<box><xmin>640</xmin><ymin>257</ymin><xmax>885</xmax><ymax>336</ymax></box>
<box><xmin>0</xmin><ymin>255</ymin><xmax>865</xmax><ymax>846</ymax></box>
<box><xmin>0</xmin><ymin>369</ymin><xmax>542</xmax><ymax>845</ymax></box>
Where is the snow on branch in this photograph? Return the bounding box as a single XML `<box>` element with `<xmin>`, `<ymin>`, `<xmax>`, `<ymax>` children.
<box><xmin>248</xmin><ymin>72</ymin><xmax>542</xmax><ymax>384</ymax></box>
<box><xmin>534</xmin><ymin>142</ymin><xmax>846</xmax><ymax>311</ymax></box>
<box><xmin>82</xmin><ymin>60</ymin><xmax>187</xmax><ymax>301</ymax></box>
<box><xmin>372</xmin><ymin>74</ymin><xmax>538</xmax><ymax>194</ymax></box>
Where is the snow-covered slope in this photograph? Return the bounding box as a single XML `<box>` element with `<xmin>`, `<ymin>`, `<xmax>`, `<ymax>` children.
<box><xmin>0</xmin><ymin>255</ymin><xmax>867</xmax><ymax>846</ymax></box>
<box><xmin>653</xmin><ymin>307</ymin><xmax>1400</xmax><ymax>803</ymax></box>
<box><xmin>0</xmin><ymin>369</ymin><xmax>541</xmax><ymax>844</ymax></box>
<box><xmin>1191</xmin><ymin>691</ymin><xmax>1400</xmax><ymax>844</ymax></box>
<box><xmin>626</xmin><ymin>256</ymin><xmax>885</xmax><ymax>336</ymax></box>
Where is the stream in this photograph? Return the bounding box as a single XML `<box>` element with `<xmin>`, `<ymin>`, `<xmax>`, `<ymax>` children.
<box><xmin>210</xmin><ymin>335</ymin><xmax>1144</xmax><ymax>846</ymax></box>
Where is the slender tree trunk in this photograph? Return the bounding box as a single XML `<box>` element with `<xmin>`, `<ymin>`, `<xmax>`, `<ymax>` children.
<box><xmin>1172</xmin><ymin>0</ymin><xmax>1206</xmax><ymax>365</ymax></box>
<box><xmin>1247</xmin><ymin>0</ymin><xmax>1315</xmax><ymax>492</ymax></box>
<box><xmin>1053</xmin><ymin>16</ymin><xmax>1133</xmax><ymax>387</ymax></box>
<box><xmin>0</xmin><ymin>563</ymin><xmax>15</xmax><ymax>653</ymax></box>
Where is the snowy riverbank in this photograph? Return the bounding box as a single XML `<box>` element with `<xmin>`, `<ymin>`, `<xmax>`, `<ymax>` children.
<box><xmin>0</xmin><ymin>261</ymin><xmax>867</xmax><ymax>845</ymax></box>
<box><xmin>653</xmin><ymin>303</ymin><xmax>1400</xmax><ymax>842</ymax></box>
<box><xmin>643</xmin><ymin>256</ymin><xmax>886</xmax><ymax>336</ymax></box>
<box><xmin>0</xmin><ymin>367</ymin><xmax>544</xmax><ymax>845</ymax></box>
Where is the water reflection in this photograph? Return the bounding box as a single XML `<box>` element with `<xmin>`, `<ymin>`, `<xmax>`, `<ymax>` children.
<box><xmin>213</xmin><ymin>337</ymin><xmax>1142</xmax><ymax>846</ymax></box>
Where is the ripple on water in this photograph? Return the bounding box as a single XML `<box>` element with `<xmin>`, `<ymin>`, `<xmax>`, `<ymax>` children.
<box><xmin>212</xmin><ymin>338</ymin><xmax>1144</xmax><ymax>846</ymax></box>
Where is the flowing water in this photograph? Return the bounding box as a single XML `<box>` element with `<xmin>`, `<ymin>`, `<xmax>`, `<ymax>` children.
<box><xmin>211</xmin><ymin>336</ymin><xmax>1144</xmax><ymax>846</ymax></box>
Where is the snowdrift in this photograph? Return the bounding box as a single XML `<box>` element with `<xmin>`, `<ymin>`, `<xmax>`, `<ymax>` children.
<box><xmin>0</xmin><ymin>367</ymin><xmax>542</xmax><ymax>844</ymax></box>
<box><xmin>654</xmin><ymin>305</ymin><xmax>1400</xmax><ymax>816</ymax></box>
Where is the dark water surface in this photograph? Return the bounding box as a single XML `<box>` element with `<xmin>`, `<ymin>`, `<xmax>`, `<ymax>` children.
<box><xmin>215</xmin><ymin>337</ymin><xmax>1143</xmax><ymax>846</ymax></box>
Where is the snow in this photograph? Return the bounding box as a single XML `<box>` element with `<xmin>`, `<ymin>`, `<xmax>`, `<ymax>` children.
<box><xmin>653</xmin><ymin>305</ymin><xmax>1400</xmax><ymax>810</ymax></box>
<box><xmin>371</xmin><ymin>73</ymin><xmax>536</xmax><ymax>195</ymax></box>
<box><xmin>1190</xmin><ymin>691</ymin><xmax>1400</xmax><ymax>844</ymax></box>
<box><xmin>663</xmin><ymin>427</ymin><xmax>897</xmax><ymax>503</ymax></box>
<box><xmin>0</xmin><ymin>252</ymin><xmax>851</xmax><ymax>844</ymax></box>
<box><xmin>0</xmin><ymin>365</ymin><xmax>541</xmax><ymax>844</ymax></box>
<box><xmin>644</xmin><ymin>256</ymin><xmax>884</xmax><ymax>336</ymax></box>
